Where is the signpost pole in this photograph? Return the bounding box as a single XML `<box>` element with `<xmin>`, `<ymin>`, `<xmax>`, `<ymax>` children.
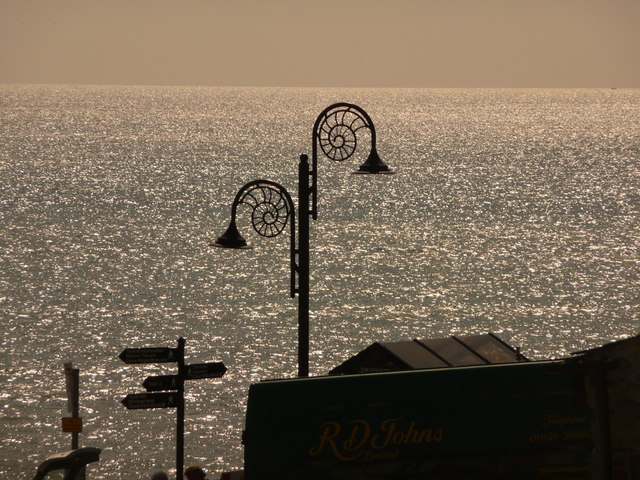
<box><xmin>176</xmin><ymin>337</ymin><xmax>185</xmax><ymax>480</ymax></box>
<box><xmin>71</xmin><ymin>377</ymin><xmax>79</xmax><ymax>450</ymax></box>
<box><xmin>64</xmin><ymin>362</ymin><xmax>80</xmax><ymax>450</ymax></box>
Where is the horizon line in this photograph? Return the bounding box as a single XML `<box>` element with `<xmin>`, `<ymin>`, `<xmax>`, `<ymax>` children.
<box><xmin>1</xmin><ymin>81</ymin><xmax>634</xmax><ymax>90</ymax></box>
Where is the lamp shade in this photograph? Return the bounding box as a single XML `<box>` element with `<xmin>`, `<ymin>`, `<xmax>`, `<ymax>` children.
<box><xmin>354</xmin><ymin>147</ymin><xmax>394</xmax><ymax>174</ymax></box>
<box><xmin>210</xmin><ymin>220</ymin><xmax>251</xmax><ymax>249</ymax></box>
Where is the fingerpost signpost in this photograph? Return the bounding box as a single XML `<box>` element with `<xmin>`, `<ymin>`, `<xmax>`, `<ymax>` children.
<box><xmin>120</xmin><ymin>337</ymin><xmax>226</xmax><ymax>480</ymax></box>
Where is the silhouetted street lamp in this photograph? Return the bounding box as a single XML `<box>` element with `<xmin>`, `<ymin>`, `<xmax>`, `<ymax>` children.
<box><xmin>311</xmin><ymin>102</ymin><xmax>394</xmax><ymax>219</ymax></box>
<box><xmin>212</xmin><ymin>104</ymin><xmax>393</xmax><ymax>377</ymax></box>
<box><xmin>213</xmin><ymin>160</ymin><xmax>310</xmax><ymax>377</ymax></box>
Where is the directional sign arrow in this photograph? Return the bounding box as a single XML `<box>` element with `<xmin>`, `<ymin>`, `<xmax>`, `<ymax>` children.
<box><xmin>119</xmin><ymin>347</ymin><xmax>178</xmax><ymax>364</ymax></box>
<box><xmin>143</xmin><ymin>375</ymin><xmax>180</xmax><ymax>392</ymax></box>
<box><xmin>121</xmin><ymin>392</ymin><xmax>179</xmax><ymax>410</ymax></box>
<box><xmin>185</xmin><ymin>362</ymin><xmax>227</xmax><ymax>380</ymax></box>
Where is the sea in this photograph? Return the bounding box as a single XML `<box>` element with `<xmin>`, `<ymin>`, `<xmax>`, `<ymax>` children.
<box><xmin>1</xmin><ymin>85</ymin><xmax>638</xmax><ymax>479</ymax></box>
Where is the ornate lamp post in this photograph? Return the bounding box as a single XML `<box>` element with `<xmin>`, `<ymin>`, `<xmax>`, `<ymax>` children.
<box><xmin>213</xmin><ymin>161</ymin><xmax>310</xmax><ymax>377</ymax></box>
<box><xmin>212</xmin><ymin>104</ymin><xmax>392</xmax><ymax>377</ymax></box>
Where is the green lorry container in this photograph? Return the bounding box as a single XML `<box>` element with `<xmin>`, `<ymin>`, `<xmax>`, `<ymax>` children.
<box><xmin>244</xmin><ymin>360</ymin><xmax>592</xmax><ymax>480</ymax></box>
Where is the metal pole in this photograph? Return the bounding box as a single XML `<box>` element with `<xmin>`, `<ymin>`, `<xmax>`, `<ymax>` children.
<box><xmin>71</xmin><ymin>369</ymin><xmax>79</xmax><ymax>450</ymax></box>
<box><xmin>176</xmin><ymin>337</ymin><xmax>186</xmax><ymax>480</ymax></box>
<box><xmin>64</xmin><ymin>362</ymin><xmax>80</xmax><ymax>449</ymax></box>
<box><xmin>298</xmin><ymin>155</ymin><xmax>310</xmax><ymax>377</ymax></box>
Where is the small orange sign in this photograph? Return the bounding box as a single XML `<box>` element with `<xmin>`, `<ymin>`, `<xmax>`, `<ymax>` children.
<box><xmin>61</xmin><ymin>417</ymin><xmax>82</xmax><ymax>433</ymax></box>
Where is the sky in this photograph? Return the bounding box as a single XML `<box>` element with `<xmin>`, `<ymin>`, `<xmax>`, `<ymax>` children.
<box><xmin>1</xmin><ymin>0</ymin><xmax>639</xmax><ymax>88</ymax></box>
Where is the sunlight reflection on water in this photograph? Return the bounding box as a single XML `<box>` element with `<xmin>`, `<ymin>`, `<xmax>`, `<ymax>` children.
<box><xmin>0</xmin><ymin>85</ymin><xmax>638</xmax><ymax>478</ymax></box>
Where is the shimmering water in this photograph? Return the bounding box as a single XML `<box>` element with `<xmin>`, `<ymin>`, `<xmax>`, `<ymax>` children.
<box><xmin>1</xmin><ymin>85</ymin><xmax>638</xmax><ymax>479</ymax></box>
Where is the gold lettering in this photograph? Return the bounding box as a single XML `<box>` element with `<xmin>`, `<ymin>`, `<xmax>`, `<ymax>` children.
<box><xmin>309</xmin><ymin>421</ymin><xmax>339</xmax><ymax>456</ymax></box>
<box><xmin>371</xmin><ymin>417</ymin><xmax>401</xmax><ymax>449</ymax></box>
<box><xmin>405</xmin><ymin>421</ymin><xmax>419</xmax><ymax>444</ymax></box>
<box><xmin>343</xmin><ymin>420</ymin><xmax>370</xmax><ymax>452</ymax></box>
<box><xmin>309</xmin><ymin>421</ymin><xmax>359</xmax><ymax>460</ymax></box>
<box><xmin>543</xmin><ymin>415</ymin><xmax>586</xmax><ymax>429</ymax></box>
<box><xmin>529</xmin><ymin>432</ymin><xmax>561</xmax><ymax>443</ymax></box>
<box><xmin>363</xmin><ymin>449</ymin><xmax>400</xmax><ymax>462</ymax></box>
<box><xmin>563</xmin><ymin>429</ymin><xmax>591</xmax><ymax>440</ymax></box>
<box><xmin>309</xmin><ymin>418</ymin><xmax>444</xmax><ymax>461</ymax></box>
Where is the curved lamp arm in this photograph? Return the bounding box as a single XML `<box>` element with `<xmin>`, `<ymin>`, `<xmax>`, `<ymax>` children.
<box><xmin>212</xmin><ymin>180</ymin><xmax>298</xmax><ymax>298</ymax></box>
<box><xmin>310</xmin><ymin>102</ymin><xmax>393</xmax><ymax>219</ymax></box>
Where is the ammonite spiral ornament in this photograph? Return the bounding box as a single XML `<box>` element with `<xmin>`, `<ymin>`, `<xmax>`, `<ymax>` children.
<box><xmin>317</xmin><ymin>106</ymin><xmax>370</xmax><ymax>161</ymax></box>
<box><xmin>239</xmin><ymin>183</ymin><xmax>291</xmax><ymax>237</ymax></box>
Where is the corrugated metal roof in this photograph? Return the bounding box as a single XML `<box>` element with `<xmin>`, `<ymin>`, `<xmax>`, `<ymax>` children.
<box><xmin>329</xmin><ymin>333</ymin><xmax>527</xmax><ymax>375</ymax></box>
<box><xmin>382</xmin><ymin>340</ymin><xmax>449</xmax><ymax>369</ymax></box>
